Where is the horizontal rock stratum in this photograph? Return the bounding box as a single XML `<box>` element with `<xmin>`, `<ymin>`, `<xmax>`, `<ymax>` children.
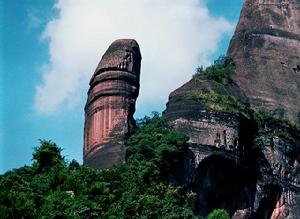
<box><xmin>228</xmin><ymin>0</ymin><xmax>300</xmax><ymax>123</ymax></box>
<box><xmin>83</xmin><ymin>39</ymin><xmax>141</xmax><ymax>169</ymax></box>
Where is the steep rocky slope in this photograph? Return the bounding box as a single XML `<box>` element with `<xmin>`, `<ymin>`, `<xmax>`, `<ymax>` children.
<box><xmin>253</xmin><ymin>116</ymin><xmax>300</xmax><ymax>219</ymax></box>
<box><xmin>228</xmin><ymin>0</ymin><xmax>300</xmax><ymax>123</ymax></box>
<box><xmin>163</xmin><ymin>60</ymin><xmax>255</xmax><ymax>217</ymax></box>
<box><xmin>83</xmin><ymin>39</ymin><xmax>141</xmax><ymax>169</ymax></box>
<box><xmin>163</xmin><ymin>57</ymin><xmax>300</xmax><ymax>218</ymax></box>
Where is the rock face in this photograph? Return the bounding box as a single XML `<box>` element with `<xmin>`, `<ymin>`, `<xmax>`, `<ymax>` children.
<box><xmin>228</xmin><ymin>0</ymin><xmax>300</xmax><ymax>123</ymax></box>
<box><xmin>164</xmin><ymin>76</ymin><xmax>251</xmax><ymax>162</ymax></box>
<box><xmin>83</xmin><ymin>39</ymin><xmax>141</xmax><ymax>169</ymax></box>
<box><xmin>164</xmin><ymin>75</ymin><xmax>257</xmax><ymax>216</ymax></box>
<box><xmin>254</xmin><ymin>122</ymin><xmax>300</xmax><ymax>219</ymax></box>
<box><xmin>164</xmin><ymin>74</ymin><xmax>300</xmax><ymax>218</ymax></box>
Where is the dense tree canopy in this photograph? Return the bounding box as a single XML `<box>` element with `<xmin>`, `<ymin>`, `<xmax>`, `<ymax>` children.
<box><xmin>0</xmin><ymin>114</ymin><xmax>228</xmax><ymax>218</ymax></box>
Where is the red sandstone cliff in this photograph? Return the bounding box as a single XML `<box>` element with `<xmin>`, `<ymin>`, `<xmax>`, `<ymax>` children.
<box><xmin>83</xmin><ymin>39</ymin><xmax>141</xmax><ymax>169</ymax></box>
<box><xmin>228</xmin><ymin>0</ymin><xmax>300</xmax><ymax>123</ymax></box>
<box><xmin>163</xmin><ymin>1</ymin><xmax>300</xmax><ymax>217</ymax></box>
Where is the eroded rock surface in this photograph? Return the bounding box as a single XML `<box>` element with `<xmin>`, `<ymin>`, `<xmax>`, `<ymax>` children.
<box><xmin>83</xmin><ymin>39</ymin><xmax>141</xmax><ymax>169</ymax></box>
<box><xmin>163</xmin><ymin>75</ymin><xmax>257</xmax><ymax>216</ymax></box>
<box><xmin>253</xmin><ymin>122</ymin><xmax>300</xmax><ymax>219</ymax></box>
<box><xmin>164</xmin><ymin>75</ymin><xmax>300</xmax><ymax>217</ymax></box>
<box><xmin>228</xmin><ymin>0</ymin><xmax>300</xmax><ymax>123</ymax></box>
<box><xmin>164</xmin><ymin>75</ymin><xmax>251</xmax><ymax>166</ymax></box>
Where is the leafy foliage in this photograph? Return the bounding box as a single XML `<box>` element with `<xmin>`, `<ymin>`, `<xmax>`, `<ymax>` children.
<box><xmin>207</xmin><ymin>209</ymin><xmax>230</xmax><ymax>219</ymax></box>
<box><xmin>194</xmin><ymin>56</ymin><xmax>235</xmax><ymax>85</ymax></box>
<box><xmin>127</xmin><ymin>114</ymin><xmax>188</xmax><ymax>178</ymax></box>
<box><xmin>0</xmin><ymin>115</ymin><xmax>199</xmax><ymax>219</ymax></box>
<box><xmin>252</xmin><ymin>110</ymin><xmax>300</xmax><ymax>150</ymax></box>
<box><xmin>32</xmin><ymin>140</ymin><xmax>64</xmax><ymax>172</ymax></box>
<box><xmin>185</xmin><ymin>88</ymin><xmax>247</xmax><ymax>116</ymax></box>
<box><xmin>254</xmin><ymin>110</ymin><xmax>300</xmax><ymax>132</ymax></box>
<box><xmin>189</xmin><ymin>56</ymin><xmax>248</xmax><ymax>116</ymax></box>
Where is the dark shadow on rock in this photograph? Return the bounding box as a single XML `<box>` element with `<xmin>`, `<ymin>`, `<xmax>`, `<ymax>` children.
<box><xmin>253</xmin><ymin>185</ymin><xmax>282</xmax><ymax>219</ymax></box>
<box><xmin>192</xmin><ymin>154</ymin><xmax>257</xmax><ymax>217</ymax></box>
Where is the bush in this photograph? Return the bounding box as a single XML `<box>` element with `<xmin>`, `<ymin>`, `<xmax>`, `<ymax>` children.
<box><xmin>194</xmin><ymin>56</ymin><xmax>235</xmax><ymax>85</ymax></box>
<box><xmin>126</xmin><ymin>113</ymin><xmax>188</xmax><ymax>177</ymax></box>
<box><xmin>254</xmin><ymin>110</ymin><xmax>300</xmax><ymax>132</ymax></box>
<box><xmin>185</xmin><ymin>88</ymin><xmax>247</xmax><ymax>116</ymax></box>
<box><xmin>207</xmin><ymin>209</ymin><xmax>230</xmax><ymax>219</ymax></box>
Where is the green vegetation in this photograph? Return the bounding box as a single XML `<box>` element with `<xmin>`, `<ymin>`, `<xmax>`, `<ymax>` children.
<box><xmin>254</xmin><ymin>110</ymin><xmax>300</xmax><ymax>132</ymax></box>
<box><xmin>190</xmin><ymin>56</ymin><xmax>248</xmax><ymax>116</ymax></box>
<box><xmin>127</xmin><ymin>114</ymin><xmax>188</xmax><ymax>178</ymax></box>
<box><xmin>0</xmin><ymin>114</ymin><xmax>239</xmax><ymax>218</ymax></box>
<box><xmin>253</xmin><ymin>137</ymin><xmax>264</xmax><ymax>150</ymax></box>
<box><xmin>0</xmin><ymin>115</ymin><xmax>202</xmax><ymax>219</ymax></box>
<box><xmin>272</xmin><ymin>129</ymin><xmax>296</xmax><ymax>143</ymax></box>
<box><xmin>207</xmin><ymin>209</ymin><xmax>230</xmax><ymax>219</ymax></box>
<box><xmin>194</xmin><ymin>56</ymin><xmax>235</xmax><ymax>85</ymax></box>
<box><xmin>253</xmin><ymin>110</ymin><xmax>300</xmax><ymax>150</ymax></box>
<box><xmin>185</xmin><ymin>88</ymin><xmax>247</xmax><ymax>116</ymax></box>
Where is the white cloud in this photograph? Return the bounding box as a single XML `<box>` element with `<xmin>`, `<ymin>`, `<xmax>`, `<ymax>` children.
<box><xmin>35</xmin><ymin>0</ymin><xmax>233</xmax><ymax>115</ymax></box>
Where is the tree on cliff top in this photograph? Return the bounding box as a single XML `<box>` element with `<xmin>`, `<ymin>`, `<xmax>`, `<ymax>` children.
<box><xmin>194</xmin><ymin>55</ymin><xmax>235</xmax><ymax>85</ymax></box>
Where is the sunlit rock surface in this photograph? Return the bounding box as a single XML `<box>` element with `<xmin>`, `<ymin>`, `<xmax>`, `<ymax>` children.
<box><xmin>228</xmin><ymin>0</ymin><xmax>300</xmax><ymax>123</ymax></box>
<box><xmin>83</xmin><ymin>39</ymin><xmax>141</xmax><ymax>169</ymax></box>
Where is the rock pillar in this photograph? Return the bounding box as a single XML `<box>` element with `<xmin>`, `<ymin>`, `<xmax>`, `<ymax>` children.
<box><xmin>83</xmin><ymin>39</ymin><xmax>141</xmax><ymax>169</ymax></box>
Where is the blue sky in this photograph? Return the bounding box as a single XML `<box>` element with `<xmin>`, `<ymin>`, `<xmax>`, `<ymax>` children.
<box><xmin>1</xmin><ymin>0</ymin><xmax>243</xmax><ymax>173</ymax></box>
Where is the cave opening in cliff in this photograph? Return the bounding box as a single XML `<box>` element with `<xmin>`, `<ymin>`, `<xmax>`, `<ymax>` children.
<box><xmin>192</xmin><ymin>154</ymin><xmax>256</xmax><ymax>216</ymax></box>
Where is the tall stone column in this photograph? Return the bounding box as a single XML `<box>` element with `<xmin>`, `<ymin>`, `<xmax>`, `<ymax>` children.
<box><xmin>83</xmin><ymin>39</ymin><xmax>141</xmax><ymax>169</ymax></box>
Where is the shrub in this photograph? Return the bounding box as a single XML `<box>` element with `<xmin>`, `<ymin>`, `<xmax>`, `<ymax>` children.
<box><xmin>194</xmin><ymin>56</ymin><xmax>235</xmax><ymax>85</ymax></box>
<box><xmin>185</xmin><ymin>88</ymin><xmax>247</xmax><ymax>116</ymax></box>
<box><xmin>207</xmin><ymin>209</ymin><xmax>230</xmax><ymax>219</ymax></box>
<box><xmin>254</xmin><ymin>110</ymin><xmax>300</xmax><ymax>132</ymax></box>
<box><xmin>126</xmin><ymin>113</ymin><xmax>188</xmax><ymax>177</ymax></box>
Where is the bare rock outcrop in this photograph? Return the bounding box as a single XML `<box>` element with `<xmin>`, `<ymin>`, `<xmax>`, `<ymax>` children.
<box><xmin>83</xmin><ymin>39</ymin><xmax>141</xmax><ymax>169</ymax></box>
<box><xmin>228</xmin><ymin>0</ymin><xmax>300</xmax><ymax>123</ymax></box>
